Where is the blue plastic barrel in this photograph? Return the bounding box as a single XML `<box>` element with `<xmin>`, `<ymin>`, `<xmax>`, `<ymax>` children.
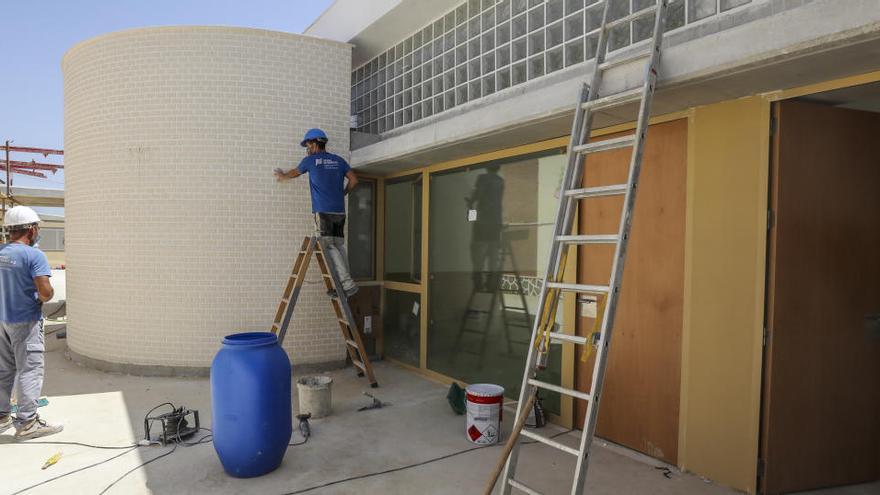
<box><xmin>211</xmin><ymin>332</ymin><xmax>292</xmax><ymax>477</ymax></box>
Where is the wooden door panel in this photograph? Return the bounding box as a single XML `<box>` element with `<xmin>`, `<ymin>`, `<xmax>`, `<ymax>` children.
<box><xmin>762</xmin><ymin>100</ymin><xmax>880</xmax><ymax>494</ymax></box>
<box><xmin>575</xmin><ymin>119</ymin><xmax>687</xmax><ymax>464</ymax></box>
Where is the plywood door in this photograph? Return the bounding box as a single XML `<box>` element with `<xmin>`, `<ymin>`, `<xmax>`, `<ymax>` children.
<box><xmin>762</xmin><ymin>100</ymin><xmax>880</xmax><ymax>494</ymax></box>
<box><xmin>574</xmin><ymin>119</ymin><xmax>687</xmax><ymax>464</ymax></box>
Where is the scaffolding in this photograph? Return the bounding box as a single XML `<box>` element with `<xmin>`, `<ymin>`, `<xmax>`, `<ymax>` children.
<box><xmin>1</xmin><ymin>140</ymin><xmax>64</xmax><ymax>242</ymax></box>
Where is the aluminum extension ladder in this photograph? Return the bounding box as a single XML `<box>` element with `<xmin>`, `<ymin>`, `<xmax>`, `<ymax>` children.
<box><xmin>270</xmin><ymin>235</ymin><xmax>378</xmax><ymax>388</ymax></box>
<box><xmin>488</xmin><ymin>1</ymin><xmax>669</xmax><ymax>494</ymax></box>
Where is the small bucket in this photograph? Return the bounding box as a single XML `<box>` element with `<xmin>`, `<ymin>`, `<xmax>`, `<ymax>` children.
<box><xmin>465</xmin><ymin>383</ymin><xmax>505</xmax><ymax>445</ymax></box>
<box><xmin>296</xmin><ymin>376</ymin><xmax>333</xmax><ymax>418</ymax></box>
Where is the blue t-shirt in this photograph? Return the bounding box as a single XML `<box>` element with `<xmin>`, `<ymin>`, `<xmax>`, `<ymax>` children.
<box><xmin>296</xmin><ymin>152</ymin><xmax>351</xmax><ymax>213</ymax></box>
<box><xmin>0</xmin><ymin>243</ymin><xmax>51</xmax><ymax>323</ymax></box>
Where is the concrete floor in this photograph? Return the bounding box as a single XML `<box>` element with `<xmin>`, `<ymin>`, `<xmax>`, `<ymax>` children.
<box><xmin>0</xmin><ymin>341</ymin><xmax>870</xmax><ymax>495</ymax></box>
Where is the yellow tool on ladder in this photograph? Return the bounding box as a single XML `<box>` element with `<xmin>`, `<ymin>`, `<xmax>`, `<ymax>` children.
<box><xmin>270</xmin><ymin>235</ymin><xmax>378</xmax><ymax>388</ymax></box>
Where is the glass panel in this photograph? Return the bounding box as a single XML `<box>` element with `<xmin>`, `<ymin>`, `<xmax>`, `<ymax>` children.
<box><xmin>547</xmin><ymin>21</ymin><xmax>564</xmax><ymax>48</ymax></box>
<box><xmin>456</xmin><ymin>84</ymin><xmax>468</xmax><ymax>105</ymax></box>
<box><xmin>512</xmin><ymin>61</ymin><xmax>528</xmax><ymax>85</ymax></box>
<box><xmin>633</xmin><ymin>13</ymin><xmax>655</xmax><ymax>43</ymax></box>
<box><xmin>456</xmin><ymin>3</ymin><xmax>468</xmax><ymax>24</ymax></box>
<box><xmin>469</xmin><ymin>79</ymin><xmax>482</xmax><ymax>99</ymax></box>
<box><xmin>512</xmin><ymin>0</ymin><xmax>528</xmax><ymax>16</ymax></box>
<box><xmin>609</xmin><ymin>0</ymin><xmax>630</xmax><ymax>21</ymax></box>
<box><xmin>546</xmin><ymin>46</ymin><xmax>564</xmax><ymax>73</ymax></box>
<box><xmin>384</xmin><ymin>289</ymin><xmax>421</xmax><ymax>366</ymax></box>
<box><xmin>497</xmin><ymin>43</ymin><xmax>511</xmax><ymax>67</ymax></box>
<box><xmin>528</xmin><ymin>30</ymin><xmax>544</xmax><ymax>56</ymax></box>
<box><xmin>512</xmin><ymin>37</ymin><xmax>528</xmax><ymax>62</ymax></box>
<box><xmin>469</xmin><ymin>58</ymin><xmax>481</xmax><ymax>80</ymax></box>
<box><xmin>608</xmin><ymin>23</ymin><xmax>631</xmax><ymax>52</ymax></box>
<box><xmin>667</xmin><ymin>0</ymin><xmax>686</xmax><ymax>30</ymax></box>
<box><xmin>434</xmin><ymin>94</ymin><xmax>444</xmax><ymax>113</ymax></box>
<box><xmin>721</xmin><ymin>0</ymin><xmax>750</xmax><ymax>10</ymax></box>
<box><xmin>512</xmin><ymin>13</ymin><xmax>528</xmax><ymax>39</ymax></box>
<box><xmin>566</xmin><ymin>38</ymin><xmax>585</xmax><ymax>66</ymax></box>
<box><xmin>497</xmin><ymin>68</ymin><xmax>511</xmax><ymax>90</ymax></box>
<box><xmin>688</xmin><ymin>0</ymin><xmax>717</xmax><ymax>22</ymax></box>
<box><xmin>469</xmin><ymin>0</ymin><xmax>481</xmax><ymax>16</ymax></box>
<box><xmin>634</xmin><ymin>0</ymin><xmax>657</xmax><ymax>10</ymax></box>
<box><xmin>566</xmin><ymin>0</ymin><xmax>585</xmax><ymax>15</ymax></box>
<box><xmin>349</xmin><ymin>179</ymin><xmax>375</xmax><ymax>279</ymax></box>
<box><xmin>564</xmin><ymin>12</ymin><xmax>584</xmax><ymax>41</ymax></box>
<box><xmin>548</xmin><ymin>0</ymin><xmax>565</xmax><ymax>23</ymax></box>
<box><xmin>482</xmin><ymin>73</ymin><xmax>496</xmax><ymax>96</ymax></box>
<box><xmin>483</xmin><ymin>52</ymin><xmax>496</xmax><ymax>74</ymax></box>
<box><xmin>384</xmin><ymin>174</ymin><xmax>423</xmax><ymax>283</ymax></box>
<box><xmin>427</xmin><ymin>152</ymin><xmax>567</xmax><ymax>414</ymax></box>
<box><xmin>483</xmin><ymin>0</ymin><xmax>495</xmax><ymax>10</ymax></box>
<box><xmin>469</xmin><ymin>16</ymin><xmax>482</xmax><ymax>37</ymax></box>
<box><xmin>527</xmin><ymin>6</ymin><xmax>545</xmax><ymax>32</ymax></box>
<box><xmin>413</xmin><ymin>103</ymin><xmax>422</xmax><ymax>121</ymax></box>
<box><xmin>497</xmin><ymin>0</ymin><xmax>511</xmax><ymax>22</ymax></box>
<box><xmin>482</xmin><ymin>9</ymin><xmax>495</xmax><ymax>29</ymax></box>
<box><xmin>469</xmin><ymin>38</ymin><xmax>481</xmax><ymax>59</ymax></box>
<box><xmin>585</xmin><ymin>32</ymin><xmax>599</xmax><ymax>59</ymax></box>
<box><xmin>482</xmin><ymin>30</ymin><xmax>496</xmax><ymax>52</ymax></box>
<box><xmin>586</xmin><ymin>5</ymin><xmax>603</xmax><ymax>32</ymax></box>
<box><xmin>456</xmin><ymin>64</ymin><xmax>469</xmax><ymax>85</ymax></box>
<box><xmin>497</xmin><ymin>21</ymin><xmax>511</xmax><ymax>45</ymax></box>
<box><xmin>445</xmin><ymin>90</ymin><xmax>456</xmax><ymax>109</ymax></box>
<box><xmin>528</xmin><ymin>54</ymin><xmax>544</xmax><ymax>79</ymax></box>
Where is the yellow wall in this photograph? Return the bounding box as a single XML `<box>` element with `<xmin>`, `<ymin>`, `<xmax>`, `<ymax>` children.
<box><xmin>679</xmin><ymin>96</ymin><xmax>770</xmax><ymax>493</ymax></box>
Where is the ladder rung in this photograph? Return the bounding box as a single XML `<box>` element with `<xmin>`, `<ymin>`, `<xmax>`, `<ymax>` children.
<box><xmin>565</xmin><ymin>184</ymin><xmax>628</xmax><ymax>199</ymax></box>
<box><xmin>582</xmin><ymin>87</ymin><xmax>642</xmax><ymax>112</ymax></box>
<box><xmin>556</xmin><ymin>234</ymin><xmax>619</xmax><ymax>245</ymax></box>
<box><xmin>338</xmin><ymin>318</ymin><xmax>350</xmax><ymax>326</ymax></box>
<box><xmin>572</xmin><ymin>134</ymin><xmax>635</xmax><ymax>154</ymax></box>
<box><xmin>549</xmin><ymin>332</ymin><xmax>587</xmax><ymax>345</ymax></box>
<box><xmin>344</xmin><ymin>339</ymin><xmax>358</xmax><ymax>348</ymax></box>
<box><xmin>606</xmin><ymin>5</ymin><xmax>658</xmax><ymax>31</ymax></box>
<box><xmin>528</xmin><ymin>379</ymin><xmax>592</xmax><ymax>401</ymax></box>
<box><xmin>545</xmin><ymin>282</ymin><xmax>609</xmax><ymax>294</ymax></box>
<box><xmin>352</xmin><ymin>359</ymin><xmax>366</xmax><ymax>371</ymax></box>
<box><xmin>270</xmin><ymin>324</ymin><xmax>280</xmax><ymax>332</ymax></box>
<box><xmin>323</xmin><ymin>273</ymin><xmax>332</xmax><ymax>278</ymax></box>
<box><xmin>508</xmin><ymin>478</ymin><xmax>542</xmax><ymax>495</ymax></box>
<box><xmin>599</xmin><ymin>48</ymin><xmax>652</xmax><ymax>71</ymax></box>
<box><xmin>520</xmin><ymin>430</ymin><xmax>579</xmax><ymax>456</ymax></box>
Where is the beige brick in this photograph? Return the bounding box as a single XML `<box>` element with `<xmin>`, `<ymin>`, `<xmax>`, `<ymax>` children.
<box><xmin>63</xmin><ymin>26</ymin><xmax>353</xmax><ymax>370</ymax></box>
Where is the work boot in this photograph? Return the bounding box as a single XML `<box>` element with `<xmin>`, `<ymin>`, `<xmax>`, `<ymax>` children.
<box><xmin>344</xmin><ymin>285</ymin><xmax>359</xmax><ymax>298</ymax></box>
<box><xmin>14</xmin><ymin>415</ymin><xmax>63</xmax><ymax>440</ymax></box>
<box><xmin>0</xmin><ymin>415</ymin><xmax>11</xmax><ymax>434</ymax></box>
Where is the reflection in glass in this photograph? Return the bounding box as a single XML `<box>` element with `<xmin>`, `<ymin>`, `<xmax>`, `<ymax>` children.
<box><xmin>384</xmin><ymin>175</ymin><xmax>422</xmax><ymax>283</ymax></box>
<box><xmin>428</xmin><ymin>151</ymin><xmax>566</xmax><ymax>414</ymax></box>
<box><xmin>384</xmin><ymin>289</ymin><xmax>421</xmax><ymax>366</ymax></box>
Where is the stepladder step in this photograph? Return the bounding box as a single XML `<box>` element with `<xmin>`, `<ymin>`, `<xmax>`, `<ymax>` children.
<box><xmin>519</xmin><ymin>430</ymin><xmax>579</xmax><ymax>456</ymax></box>
<box><xmin>571</xmin><ymin>134</ymin><xmax>635</xmax><ymax>154</ymax></box>
<box><xmin>545</xmin><ymin>281</ymin><xmax>610</xmax><ymax>294</ymax></box>
<box><xmin>582</xmin><ymin>87</ymin><xmax>642</xmax><ymax>112</ymax></box>
<box><xmin>565</xmin><ymin>184</ymin><xmax>628</xmax><ymax>199</ymax></box>
<box><xmin>555</xmin><ymin>234</ymin><xmax>619</xmax><ymax>245</ymax></box>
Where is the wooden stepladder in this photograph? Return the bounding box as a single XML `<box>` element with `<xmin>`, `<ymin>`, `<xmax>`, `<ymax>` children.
<box><xmin>271</xmin><ymin>235</ymin><xmax>378</xmax><ymax>388</ymax></box>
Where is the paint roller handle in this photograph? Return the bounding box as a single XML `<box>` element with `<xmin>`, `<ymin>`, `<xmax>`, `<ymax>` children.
<box><xmin>483</xmin><ymin>392</ymin><xmax>538</xmax><ymax>495</ymax></box>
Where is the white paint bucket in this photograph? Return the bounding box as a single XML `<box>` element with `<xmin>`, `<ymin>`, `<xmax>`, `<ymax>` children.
<box><xmin>296</xmin><ymin>376</ymin><xmax>333</xmax><ymax>418</ymax></box>
<box><xmin>465</xmin><ymin>383</ymin><xmax>505</xmax><ymax>445</ymax></box>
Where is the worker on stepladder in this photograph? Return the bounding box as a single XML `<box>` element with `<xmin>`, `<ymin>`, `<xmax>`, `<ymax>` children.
<box><xmin>274</xmin><ymin>128</ymin><xmax>359</xmax><ymax>299</ymax></box>
<box><xmin>0</xmin><ymin>206</ymin><xmax>62</xmax><ymax>439</ymax></box>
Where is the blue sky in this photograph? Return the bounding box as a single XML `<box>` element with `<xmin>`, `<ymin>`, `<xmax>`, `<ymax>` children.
<box><xmin>1</xmin><ymin>0</ymin><xmax>334</xmax><ymax>189</ymax></box>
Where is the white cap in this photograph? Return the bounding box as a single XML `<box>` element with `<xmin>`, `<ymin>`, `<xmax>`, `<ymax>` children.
<box><xmin>3</xmin><ymin>206</ymin><xmax>41</xmax><ymax>230</ymax></box>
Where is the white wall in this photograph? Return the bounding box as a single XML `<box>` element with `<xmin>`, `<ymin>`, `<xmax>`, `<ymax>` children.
<box><xmin>63</xmin><ymin>26</ymin><xmax>352</xmax><ymax>370</ymax></box>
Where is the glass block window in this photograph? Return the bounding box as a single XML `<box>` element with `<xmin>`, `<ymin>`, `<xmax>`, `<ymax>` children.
<box><xmin>351</xmin><ymin>0</ymin><xmax>754</xmax><ymax>134</ymax></box>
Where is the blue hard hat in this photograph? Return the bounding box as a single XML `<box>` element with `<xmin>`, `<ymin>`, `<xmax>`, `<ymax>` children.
<box><xmin>300</xmin><ymin>128</ymin><xmax>329</xmax><ymax>147</ymax></box>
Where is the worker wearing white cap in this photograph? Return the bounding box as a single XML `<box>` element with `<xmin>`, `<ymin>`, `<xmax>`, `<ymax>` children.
<box><xmin>0</xmin><ymin>206</ymin><xmax>62</xmax><ymax>439</ymax></box>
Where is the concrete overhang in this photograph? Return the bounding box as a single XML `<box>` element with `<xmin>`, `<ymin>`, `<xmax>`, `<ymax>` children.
<box><xmin>5</xmin><ymin>186</ymin><xmax>65</xmax><ymax>207</ymax></box>
<box><xmin>351</xmin><ymin>0</ymin><xmax>880</xmax><ymax>174</ymax></box>
<box><xmin>306</xmin><ymin>0</ymin><xmax>459</xmax><ymax>68</ymax></box>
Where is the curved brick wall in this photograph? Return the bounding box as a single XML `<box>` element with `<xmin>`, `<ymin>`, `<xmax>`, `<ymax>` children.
<box><xmin>63</xmin><ymin>26</ymin><xmax>351</xmax><ymax>372</ymax></box>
